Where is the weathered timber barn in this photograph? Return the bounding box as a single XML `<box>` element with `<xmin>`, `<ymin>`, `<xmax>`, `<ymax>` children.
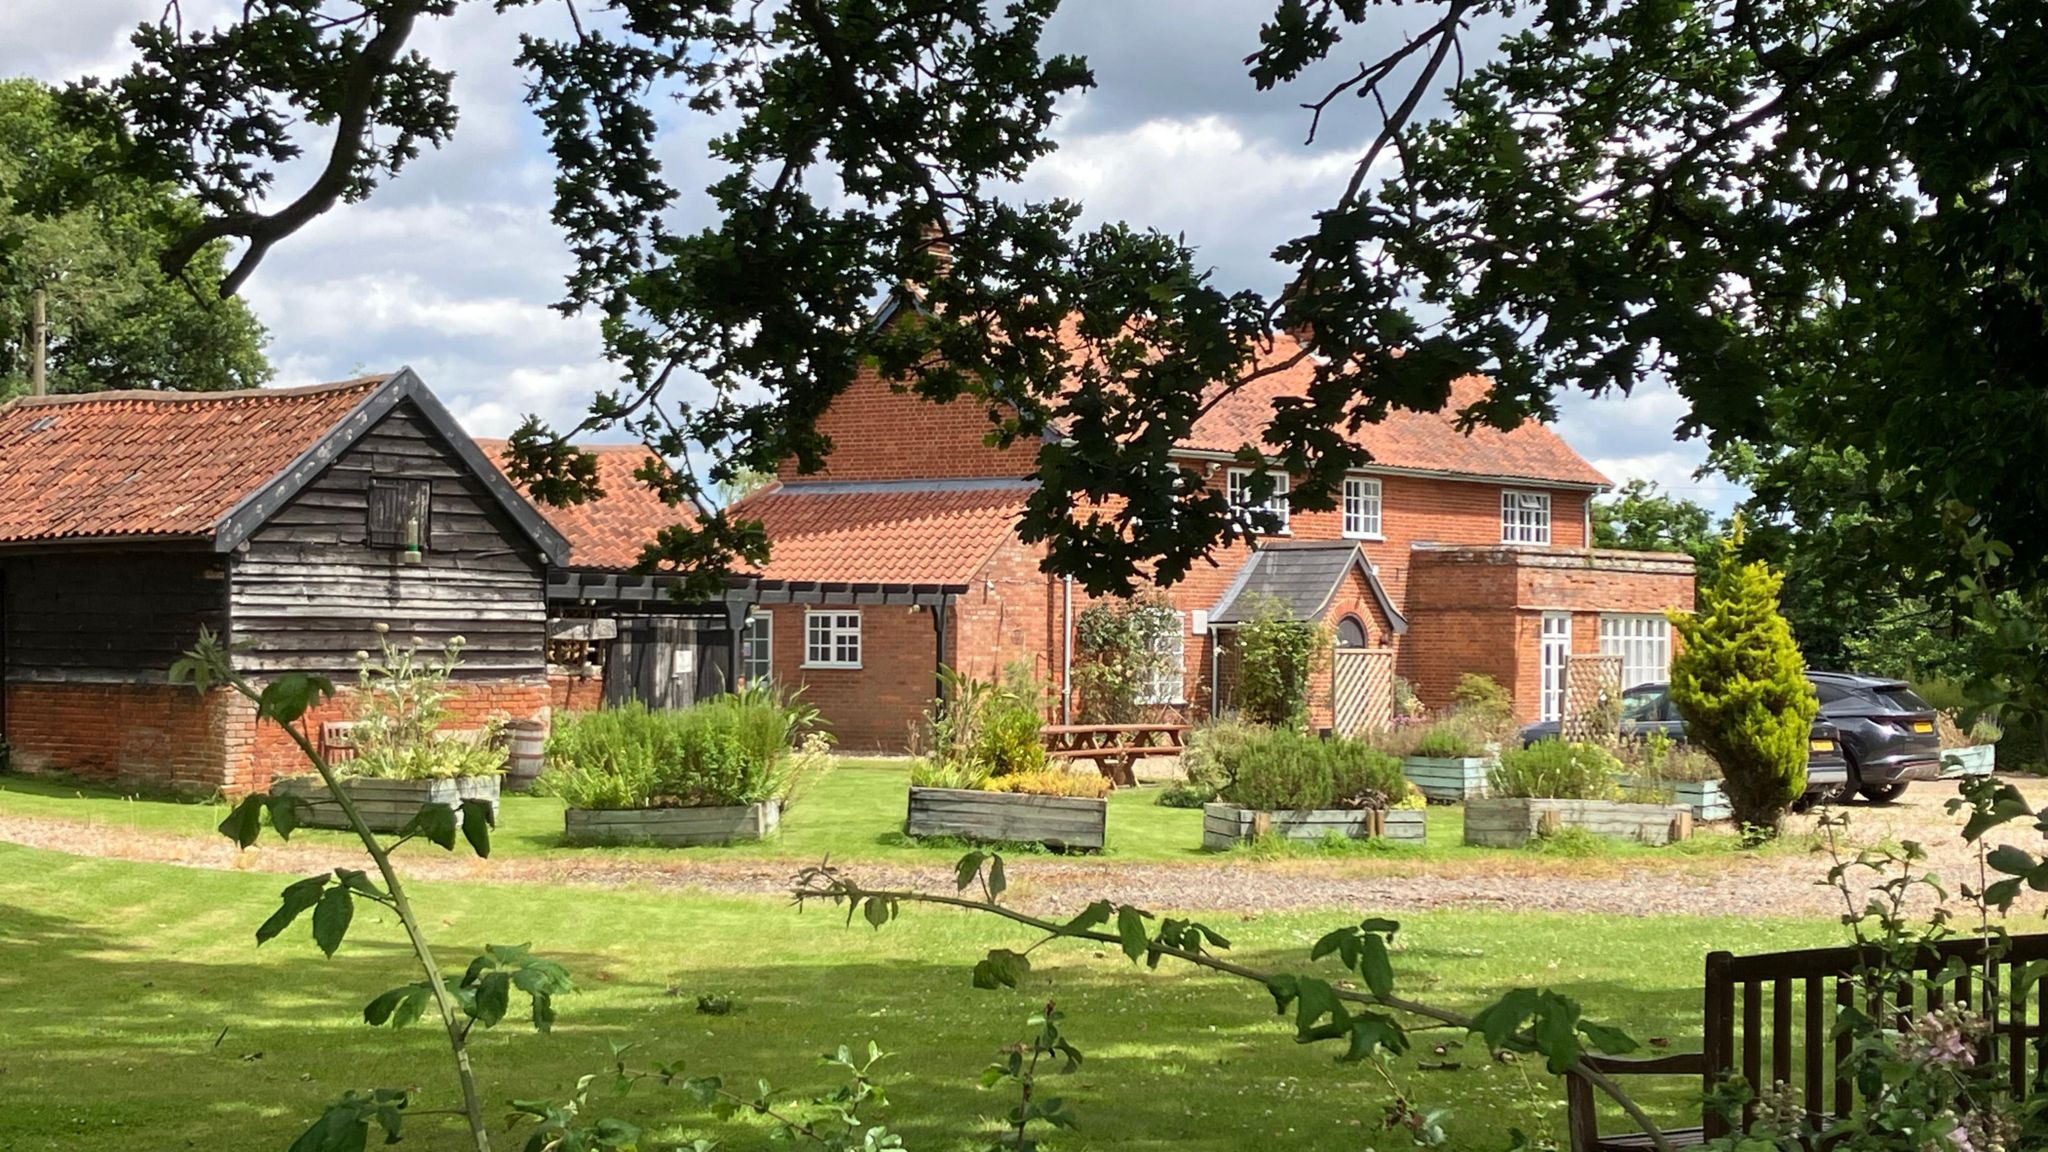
<box><xmin>0</xmin><ymin>370</ymin><xmax>569</xmax><ymax>793</ymax></box>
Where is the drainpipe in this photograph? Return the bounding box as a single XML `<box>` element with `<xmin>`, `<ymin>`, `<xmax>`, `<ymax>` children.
<box><xmin>1060</xmin><ymin>575</ymin><xmax>1074</xmax><ymax>724</ymax></box>
<box><xmin>932</xmin><ymin>593</ymin><xmax>952</xmax><ymax>717</ymax></box>
<box><xmin>1583</xmin><ymin>495</ymin><xmax>1593</xmax><ymax>551</ymax></box>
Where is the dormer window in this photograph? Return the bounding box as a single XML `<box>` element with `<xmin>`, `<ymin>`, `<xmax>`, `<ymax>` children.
<box><xmin>1500</xmin><ymin>489</ymin><xmax>1550</xmax><ymax>545</ymax></box>
<box><xmin>1227</xmin><ymin>468</ymin><xmax>1290</xmax><ymax>534</ymax></box>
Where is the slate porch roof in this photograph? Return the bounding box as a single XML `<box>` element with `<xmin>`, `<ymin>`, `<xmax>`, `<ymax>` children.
<box><xmin>1207</xmin><ymin>539</ymin><xmax>1407</xmax><ymax>633</ymax></box>
<box><xmin>0</xmin><ymin>370</ymin><xmax>568</xmax><ymax>560</ymax></box>
<box><xmin>729</xmin><ymin>479</ymin><xmax>1032</xmax><ymax>587</ymax></box>
<box><xmin>479</xmin><ymin>440</ymin><xmax>699</xmax><ymax>572</ymax></box>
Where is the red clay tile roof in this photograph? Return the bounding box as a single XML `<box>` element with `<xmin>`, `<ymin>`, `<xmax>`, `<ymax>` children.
<box><xmin>1181</xmin><ymin>336</ymin><xmax>1609</xmax><ymax>486</ymax></box>
<box><xmin>478</xmin><ymin>440</ymin><xmax>700</xmax><ymax>572</ymax></box>
<box><xmin>731</xmin><ymin>481</ymin><xmax>1030</xmax><ymax>586</ymax></box>
<box><xmin>0</xmin><ymin>377</ymin><xmax>386</xmax><ymax>544</ymax></box>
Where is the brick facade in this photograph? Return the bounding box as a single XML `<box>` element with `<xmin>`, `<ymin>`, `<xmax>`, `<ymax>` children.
<box><xmin>549</xmin><ymin>672</ymin><xmax>605</xmax><ymax>713</ymax></box>
<box><xmin>4</xmin><ymin>676</ymin><xmax>549</xmax><ymax>796</ymax></box>
<box><xmin>777</xmin><ymin>363</ymin><xmax>1041</xmax><ymax>483</ymax></box>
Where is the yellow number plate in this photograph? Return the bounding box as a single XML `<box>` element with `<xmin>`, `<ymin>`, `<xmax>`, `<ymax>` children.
<box><xmin>1810</xmin><ymin>739</ymin><xmax>1834</xmax><ymax>752</ymax></box>
<box><xmin>1912</xmin><ymin>721</ymin><xmax>1934</xmax><ymax>733</ymax></box>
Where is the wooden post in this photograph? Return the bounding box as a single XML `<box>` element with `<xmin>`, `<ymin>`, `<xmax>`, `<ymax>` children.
<box><xmin>29</xmin><ymin>287</ymin><xmax>47</xmax><ymax>396</ymax></box>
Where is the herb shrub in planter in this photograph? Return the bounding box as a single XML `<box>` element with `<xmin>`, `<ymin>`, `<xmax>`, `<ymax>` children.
<box><xmin>1938</xmin><ymin>711</ymin><xmax>2001</xmax><ymax>777</ymax></box>
<box><xmin>1397</xmin><ymin>717</ymin><xmax>1494</xmax><ymax>802</ymax></box>
<box><xmin>1183</xmin><ymin>723</ymin><xmax>1426</xmax><ymax>850</ymax></box>
<box><xmin>272</xmin><ymin>632</ymin><xmax>508</xmax><ymax>834</ymax></box>
<box><xmin>904</xmin><ymin>669</ymin><xmax>1110</xmax><ymax>850</ymax></box>
<box><xmin>1617</xmin><ymin>733</ymin><xmax>1729</xmax><ymax>821</ymax></box>
<box><xmin>1465</xmin><ymin>739</ymin><xmax>1692</xmax><ymax>847</ymax></box>
<box><xmin>545</xmin><ymin>687</ymin><xmax>833</xmax><ymax>847</ymax></box>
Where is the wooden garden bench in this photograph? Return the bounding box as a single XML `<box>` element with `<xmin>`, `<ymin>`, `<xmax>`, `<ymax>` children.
<box><xmin>1040</xmin><ymin>723</ymin><xmax>1189</xmax><ymax>787</ymax></box>
<box><xmin>1567</xmin><ymin>933</ymin><xmax>2048</xmax><ymax>1151</ymax></box>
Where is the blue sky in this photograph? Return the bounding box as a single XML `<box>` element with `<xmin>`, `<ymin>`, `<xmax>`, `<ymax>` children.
<box><xmin>1</xmin><ymin>0</ymin><xmax>1740</xmax><ymax>514</ymax></box>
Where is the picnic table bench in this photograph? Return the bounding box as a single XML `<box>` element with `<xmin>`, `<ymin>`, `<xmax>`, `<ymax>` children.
<box><xmin>1567</xmin><ymin>932</ymin><xmax>2048</xmax><ymax>1150</ymax></box>
<box><xmin>1041</xmin><ymin>723</ymin><xmax>1189</xmax><ymax>787</ymax></box>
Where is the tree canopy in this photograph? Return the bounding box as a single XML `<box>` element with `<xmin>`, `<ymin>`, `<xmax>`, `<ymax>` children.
<box><xmin>0</xmin><ymin>79</ymin><xmax>268</xmax><ymax>398</ymax></box>
<box><xmin>61</xmin><ymin>0</ymin><xmax>2046</xmax><ymax>605</ymax></box>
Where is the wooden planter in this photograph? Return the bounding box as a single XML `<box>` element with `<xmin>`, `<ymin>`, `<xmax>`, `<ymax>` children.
<box><xmin>564</xmin><ymin>800</ymin><xmax>780</xmax><ymax>847</ymax></box>
<box><xmin>1620</xmin><ymin>776</ymin><xmax>1731</xmax><ymax>822</ymax></box>
<box><xmin>904</xmin><ymin>787</ymin><xmax>1106</xmax><ymax>851</ymax></box>
<box><xmin>1402</xmin><ymin>756</ymin><xmax>1491</xmax><ymax>802</ymax></box>
<box><xmin>272</xmin><ymin>775</ymin><xmax>501</xmax><ymax>834</ymax></box>
<box><xmin>1201</xmin><ymin>803</ymin><xmax>1425</xmax><ymax>851</ymax></box>
<box><xmin>1463</xmin><ymin>797</ymin><xmax>1693</xmax><ymax>848</ymax></box>
<box><xmin>1941</xmin><ymin>746</ymin><xmax>1996</xmax><ymax>778</ymax></box>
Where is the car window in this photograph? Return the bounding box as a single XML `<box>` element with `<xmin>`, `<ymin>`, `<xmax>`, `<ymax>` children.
<box><xmin>1813</xmin><ymin>681</ymin><xmax>1854</xmax><ymax>705</ymax></box>
<box><xmin>1619</xmin><ymin>686</ymin><xmax>1665</xmax><ymax>723</ymax></box>
<box><xmin>1876</xmin><ymin>685</ymin><xmax>1932</xmax><ymax>712</ymax></box>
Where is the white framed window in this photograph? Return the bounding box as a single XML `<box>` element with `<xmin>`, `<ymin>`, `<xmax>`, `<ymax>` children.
<box><xmin>1600</xmin><ymin>614</ymin><xmax>1671</xmax><ymax>689</ymax></box>
<box><xmin>1227</xmin><ymin>468</ymin><xmax>1290</xmax><ymax>534</ymax></box>
<box><xmin>741</xmin><ymin>612</ymin><xmax>773</xmax><ymax>686</ymax></box>
<box><xmin>1342</xmin><ymin>476</ymin><xmax>1383</xmax><ymax>539</ymax></box>
<box><xmin>1136</xmin><ymin>612</ymin><xmax>1187</xmax><ymax>705</ymax></box>
<box><xmin>1501</xmin><ymin>489</ymin><xmax>1552</xmax><ymax>545</ymax></box>
<box><xmin>803</xmin><ymin>610</ymin><xmax>862</xmax><ymax>669</ymax></box>
<box><xmin>1539</xmin><ymin>612</ymin><xmax>1571</xmax><ymax>722</ymax></box>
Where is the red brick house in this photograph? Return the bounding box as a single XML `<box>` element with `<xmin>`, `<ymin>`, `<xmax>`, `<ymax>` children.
<box><xmin>0</xmin><ymin>371</ymin><xmax>569</xmax><ymax>793</ymax></box>
<box><xmin>710</xmin><ymin>322</ymin><xmax>1693</xmax><ymax>749</ymax></box>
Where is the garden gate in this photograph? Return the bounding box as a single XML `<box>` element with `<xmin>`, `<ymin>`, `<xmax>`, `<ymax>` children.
<box><xmin>1330</xmin><ymin>646</ymin><xmax>1394</xmax><ymax>735</ymax></box>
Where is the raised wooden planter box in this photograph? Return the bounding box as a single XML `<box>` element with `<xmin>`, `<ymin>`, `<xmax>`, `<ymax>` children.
<box><xmin>564</xmin><ymin>800</ymin><xmax>780</xmax><ymax>847</ymax></box>
<box><xmin>1463</xmin><ymin>797</ymin><xmax>1693</xmax><ymax>848</ymax></box>
<box><xmin>904</xmin><ymin>787</ymin><xmax>1106</xmax><ymax>851</ymax></box>
<box><xmin>1200</xmin><ymin>803</ymin><xmax>1425</xmax><ymax>851</ymax></box>
<box><xmin>1402</xmin><ymin>756</ymin><xmax>1491</xmax><ymax>802</ymax></box>
<box><xmin>1941</xmin><ymin>746</ymin><xmax>1996</xmax><ymax>777</ymax></box>
<box><xmin>272</xmin><ymin>775</ymin><xmax>501</xmax><ymax>834</ymax></box>
<box><xmin>1620</xmin><ymin>776</ymin><xmax>1731</xmax><ymax>822</ymax></box>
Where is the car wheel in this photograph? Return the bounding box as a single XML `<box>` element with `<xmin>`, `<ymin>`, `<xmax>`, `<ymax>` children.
<box><xmin>1859</xmin><ymin>781</ymin><xmax>1909</xmax><ymax>804</ymax></box>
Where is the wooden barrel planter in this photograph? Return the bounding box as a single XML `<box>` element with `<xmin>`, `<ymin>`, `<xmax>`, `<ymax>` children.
<box><xmin>1463</xmin><ymin>797</ymin><xmax>1693</xmax><ymax>848</ymax></box>
<box><xmin>904</xmin><ymin>787</ymin><xmax>1106</xmax><ymax>851</ymax></box>
<box><xmin>503</xmin><ymin>719</ymin><xmax>548</xmax><ymax>792</ymax></box>
<box><xmin>564</xmin><ymin>800</ymin><xmax>781</xmax><ymax>847</ymax></box>
<box><xmin>1402</xmin><ymin>756</ymin><xmax>1491</xmax><ymax>802</ymax></box>
<box><xmin>1620</xmin><ymin>776</ymin><xmax>1730</xmax><ymax>822</ymax></box>
<box><xmin>272</xmin><ymin>775</ymin><xmax>501</xmax><ymax>834</ymax></box>
<box><xmin>1200</xmin><ymin>803</ymin><xmax>1425</xmax><ymax>851</ymax></box>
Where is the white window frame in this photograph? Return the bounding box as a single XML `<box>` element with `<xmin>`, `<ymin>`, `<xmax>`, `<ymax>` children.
<box><xmin>1227</xmin><ymin>468</ymin><xmax>1290</xmax><ymax>534</ymax></box>
<box><xmin>1539</xmin><ymin>612</ymin><xmax>1571</xmax><ymax>723</ymax></box>
<box><xmin>1501</xmin><ymin>489</ymin><xmax>1552</xmax><ymax>545</ymax></box>
<box><xmin>1342</xmin><ymin>475</ymin><xmax>1383</xmax><ymax>540</ymax></box>
<box><xmin>1600</xmin><ymin>614</ymin><xmax>1671</xmax><ymax>690</ymax></box>
<box><xmin>803</xmin><ymin>610</ymin><xmax>862</xmax><ymax>669</ymax></box>
<box><xmin>1135</xmin><ymin>612</ymin><xmax>1187</xmax><ymax>706</ymax></box>
<box><xmin>741</xmin><ymin>612</ymin><xmax>773</xmax><ymax>686</ymax></box>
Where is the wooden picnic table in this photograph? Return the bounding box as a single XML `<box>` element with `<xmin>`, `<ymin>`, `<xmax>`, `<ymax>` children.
<box><xmin>1041</xmin><ymin>723</ymin><xmax>1190</xmax><ymax>787</ymax></box>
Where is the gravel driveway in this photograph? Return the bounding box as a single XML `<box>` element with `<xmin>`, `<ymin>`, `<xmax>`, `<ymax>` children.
<box><xmin>5</xmin><ymin>777</ymin><xmax>2046</xmax><ymax>920</ymax></box>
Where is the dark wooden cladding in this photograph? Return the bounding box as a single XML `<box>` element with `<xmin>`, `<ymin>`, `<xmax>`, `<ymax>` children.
<box><xmin>229</xmin><ymin>401</ymin><xmax>546</xmax><ymax>677</ymax></box>
<box><xmin>1</xmin><ymin>550</ymin><xmax>224</xmax><ymax>679</ymax></box>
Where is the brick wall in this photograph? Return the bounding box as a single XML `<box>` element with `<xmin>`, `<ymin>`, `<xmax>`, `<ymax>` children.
<box><xmin>777</xmin><ymin>363</ymin><xmax>1042</xmax><ymax>483</ymax></box>
<box><xmin>549</xmin><ymin>672</ymin><xmax>604</xmax><ymax>713</ymax></box>
<box><xmin>753</xmin><ymin>601</ymin><xmax>946</xmax><ymax>752</ymax></box>
<box><xmin>4</xmin><ymin>681</ymin><xmax>244</xmax><ymax>793</ymax></box>
<box><xmin>244</xmin><ymin>678</ymin><xmax>550</xmax><ymax>792</ymax></box>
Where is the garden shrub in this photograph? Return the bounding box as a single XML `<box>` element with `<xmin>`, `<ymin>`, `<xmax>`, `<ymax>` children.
<box><xmin>1617</xmin><ymin>730</ymin><xmax>1721</xmax><ymax>784</ymax></box>
<box><xmin>1449</xmin><ymin>672</ymin><xmax>1515</xmax><ymax>730</ymax></box>
<box><xmin>1488</xmin><ymin>739</ymin><xmax>1621</xmax><ymax>800</ymax></box>
<box><xmin>1208</xmin><ymin>726</ymin><xmax>1413</xmax><ymax>811</ymax></box>
<box><xmin>543</xmin><ymin>688</ymin><xmax>830</xmax><ymax>810</ymax></box>
<box><xmin>1071</xmin><ymin>593</ymin><xmax>1180</xmax><ymax>723</ymax></box>
<box><xmin>912</xmin><ymin>667</ymin><xmax>1047</xmax><ymax>787</ymax></box>
<box><xmin>1234</xmin><ymin>596</ymin><xmax>1327</xmax><ymax>727</ymax></box>
<box><xmin>1409</xmin><ymin>716</ymin><xmax>1488</xmax><ymax>759</ymax></box>
<box><xmin>341</xmin><ymin>630</ymin><xmax>508</xmax><ymax>781</ymax></box>
<box><xmin>1174</xmin><ymin>717</ymin><xmax>1263</xmax><ymax>805</ymax></box>
<box><xmin>983</xmin><ymin>770</ymin><xmax>1112</xmax><ymax>799</ymax></box>
<box><xmin>1668</xmin><ymin>530</ymin><xmax>1818</xmax><ymax>833</ymax></box>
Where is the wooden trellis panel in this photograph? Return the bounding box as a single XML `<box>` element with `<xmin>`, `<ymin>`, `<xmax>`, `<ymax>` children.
<box><xmin>1332</xmin><ymin>647</ymin><xmax>1394</xmax><ymax>736</ymax></box>
<box><xmin>1561</xmin><ymin>653</ymin><xmax>1623</xmax><ymax>741</ymax></box>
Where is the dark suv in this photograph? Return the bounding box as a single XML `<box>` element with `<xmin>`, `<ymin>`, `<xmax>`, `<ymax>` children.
<box><xmin>1806</xmin><ymin>672</ymin><xmax>1942</xmax><ymax>802</ymax></box>
<box><xmin>1518</xmin><ymin>680</ymin><xmax>1853</xmax><ymax>801</ymax></box>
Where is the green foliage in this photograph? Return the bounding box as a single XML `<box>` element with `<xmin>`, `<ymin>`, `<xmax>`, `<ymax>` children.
<box><xmin>910</xmin><ymin>667</ymin><xmax>1046</xmax><ymax>789</ymax></box>
<box><xmin>543</xmin><ymin>691</ymin><xmax>831</xmax><ymax>811</ymax></box>
<box><xmin>1448</xmin><ymin>674</ymin><xmax>1514</xmax><ymax>730</ymax></box>
<box><xmin>1489</xmin><ymin>741</ymin><xmax>1621</xmax><ymax>801</ymax></box>
<box><xmin>1592</xmin><ymin>481</ymin><xmax>1723</xmax><ymax>583</ymax></box>
<box><xmin>1233</xmin><ymin>596</ymin><xmax>1327</xmax><ymax>728</ymax></box>
<box><xmin>1207</xmin><ymin>726</ymin><xmax>1412</xmax><ymax>812</ymax></box>
<box><xmin>1669</xmin><ymin>535</ymin><xmax>1818</xmax><ymax>834</ymax></box>
<box><xmin>340</xmin><ymin>632</ymin><xmax>505</xmax><ymax>782</ymax></box>
<box><xmin>1071</xmin><ymin>595</ymin><xmax>1181</xmax><ymax>723</ymax></box>
<box><xmin>982</xmin><ymin>771</ymin><xmax>1111</xmax><ymax>800</ymax></box>
<box><xmin>1617</xmin><ymin>730</ymin><xmax>1722</xmax><ymax>785</ymax></box>
<box><xmin>1410</xmin><ymin>717</ymin><xmax>1488</xmax><ymax>760</ymax></box>
<box><xmin>0</xmin><ymin>79</ymin><xmax>269</xmax><ymax>398</ymax></box>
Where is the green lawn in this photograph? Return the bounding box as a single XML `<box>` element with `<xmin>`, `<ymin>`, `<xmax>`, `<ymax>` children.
<box><xmin>0</xmin><ymin>762</ymin><xmax>1793</xmax><ymax>870</ymax></box>
<box><xmin>0</xmin><ymin>841</ymin><xmax>1842</xmax><ymax>1152</ymax></box>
